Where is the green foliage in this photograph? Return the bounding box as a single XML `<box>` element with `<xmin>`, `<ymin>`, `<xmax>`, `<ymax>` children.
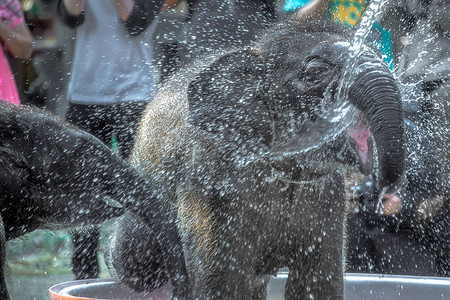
<box><xmin>6</xmin><ymin>229</ymin><xmax>73</xmax><ymax>276</ymax></box>
<box><xmin>6</xmin><ymin>220</ymin><xmax>117</xmax><ymax>276</ymax></box>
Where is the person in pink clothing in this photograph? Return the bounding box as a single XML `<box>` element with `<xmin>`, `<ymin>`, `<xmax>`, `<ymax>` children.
<box><xmin>0</xmin><ymin>0</ymin><xmax>32</xmax><ymax>105</ymax></box>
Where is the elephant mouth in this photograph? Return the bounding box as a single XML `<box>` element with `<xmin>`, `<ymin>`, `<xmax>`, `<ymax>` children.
<box><xmin>348</xmin><ymin>114</ymin><xmax>373</xmax><ymax>175</ymax></box>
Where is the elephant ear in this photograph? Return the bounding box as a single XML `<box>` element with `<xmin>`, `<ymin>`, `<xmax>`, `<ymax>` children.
<box><xmin>187</xmin><ymin>49</ymin><xmax>272</xmax><ymax>154</ymax></box>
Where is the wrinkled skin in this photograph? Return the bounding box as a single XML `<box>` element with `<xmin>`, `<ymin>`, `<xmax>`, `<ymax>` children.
<box><xmin>113</xmin><ymin>21</ymin><xmax>405</xmax><ymax>299</ymax></box>
<box><xmin>0</xmin><ymin>102</ymin><xmax>189</xmax><ymax>300</ymax></box>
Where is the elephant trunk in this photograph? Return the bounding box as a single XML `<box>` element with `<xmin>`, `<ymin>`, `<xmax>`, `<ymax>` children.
<box><xmin>348</xmin><ymin>59</ymin><xmax>405</xmax><ymax>193</ymax></box>
<box><xmin>101</xmin><ymin>150</ymin><xmax>190</xmax><ymax>298</ymax></box>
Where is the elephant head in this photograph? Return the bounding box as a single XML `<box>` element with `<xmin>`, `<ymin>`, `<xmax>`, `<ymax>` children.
<box><xmin>0</xmin><ymin>102</ymin><xmax>189</xmax><ymax>299</ymax></box>
<box><xmin>188</xmin><ymin>20</ymin><xmax>405</xmax><ymax>194</ymax></box>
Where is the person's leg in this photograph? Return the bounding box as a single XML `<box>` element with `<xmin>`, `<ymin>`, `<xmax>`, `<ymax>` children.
<box><xmin>66</xmin><ymin>103</ymin><xmax>112</xmax><ymax>146</ymax></box>
<box><xmin>109</xmin><ymin>102</ymin><xmax>148</xmax><ymax>159</ymax></box>
<box><xmin>65</xmin><ymin>102</ymin><xmax>148</xmax><ymax>279</ymax></box>
<box><xmin>65</xmin><ymin>103</ymin><xmax>113</xmax><ymax>279</ymax></box>
<box><xmin>420</xmin><ymin>189</ymin><xmax>450</xmax><ymax>277</ymax></box>
<box><xmin>159</xmin><ymin>42</ymin><xmax>181</xmax><ymax>84</ymax></box>
<box><xmin>70</xmin><ymin>227</ymin><xmax>101</xmax><ymax>279</ymax></box>
<box><xmin>371</xmin><ymin>230</ymin><xmax>439</xmax><ymax>276</ymax></box>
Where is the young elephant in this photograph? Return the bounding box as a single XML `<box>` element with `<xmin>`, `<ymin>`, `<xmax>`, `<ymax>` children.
<box><xmin>0</xmin><ymin>102</ymin><xmax>189</xmax><ymax>300</ymax></box>
<box><xmin>112</xmin><ymin>20</ymin><xmax>405</xmax><ymax>299</ymax></box>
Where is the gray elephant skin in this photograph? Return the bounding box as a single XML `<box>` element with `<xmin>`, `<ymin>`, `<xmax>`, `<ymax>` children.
<box><xmin>112</xmin><ymin>20</ymin><xmax>406</xmax><ymax>299</ymax></box>
<box><xmin>0</xmin><ymin>102</ymin><xmax>189</xmax><ymax>300</ymax></box>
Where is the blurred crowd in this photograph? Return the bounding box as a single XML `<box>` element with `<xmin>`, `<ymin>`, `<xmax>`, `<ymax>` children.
<box><xmin>1</xmin><ymin>0</ymin><xmax>448</xmax><ymax>288</ymax></box>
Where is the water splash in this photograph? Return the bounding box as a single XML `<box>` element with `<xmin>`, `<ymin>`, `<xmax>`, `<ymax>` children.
<box><xmin>337</xmin><ymin>0</ymin><xmax>387</xmax><ymax>103</ymax></box>
<box><xmin>375</xmin><ymin>186</ymin><xmax>389</xmax><ymax>214</ymax></box>
<box><xmin>272</xmin><ymin>1</ymin><xmax>389</xmax><ymax>157</ymax></box>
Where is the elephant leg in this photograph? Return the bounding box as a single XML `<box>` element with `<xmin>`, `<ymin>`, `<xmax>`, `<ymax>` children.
<box><xmin>286</xmin><ymin>238</ymin><xmax>344</xmax><ymax>300</ymax></box>
<box><xmin>195</xmin><ymin>226</ymin><xmax>271</xmax><ymax>299</ymax></box>
<box><xmin>0</xmin><ymin>216</ymin><xmax>10</xmax><ymax>300</ymax></box>
<box><xmin>109</xmin><ymin>212</ymin><xmax>168</xmax><ymax>292</ymax></box>
<box><xmin>345</xmin><ymin>212</ymin><xmax>376</xmax><ymax>273</ymax></box>
<box><xmin>71</xmin><ymin>226</ymin><xmax>101</xmax><ymax>279</ymax></box>
<box><xmin>239</xmin><ymin>274</ymin><xmax>270</xmax><ymax>300</ymax></box>
<box><xmin>202</xmin><ymin>268</ymin><xmax>269</xmax><ymax>300</ymax></box>
<box><xmin>250</xmin><ymin>275</ymin><xmax>270</xmax><ymax>299</ymax></box>
<box><xmin>189</xmin><ymin>226</ymin><xmax>268</xmax><ymax>299</ymax></box>
<box><xmin>286</xmin><ymin>175</ymin><xmax>345</xmax><ymax>300</ymax></box>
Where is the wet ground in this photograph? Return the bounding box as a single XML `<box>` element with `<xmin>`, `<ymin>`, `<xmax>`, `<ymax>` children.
<box><xmin>6</xmin><ymin>223</ymin><xmax>115</xmax><ymax>300</ymax></box>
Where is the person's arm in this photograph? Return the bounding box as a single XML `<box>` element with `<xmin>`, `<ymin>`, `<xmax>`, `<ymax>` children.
<box><xmin>114</xmin><ymin>0</ymin><xmax>134</xmax><ymax>22</ymax></box>
<box><xmin>114</xmin><ymin>0</ymin><xmax>166</xmax><ymax>36</ymax></box>
<box><xmin>57</xmin><ymin>0</ymin><xmax>86</xmax><ymax>28</ymax></box>
<box><xmin>162</xmin><ymin>0</ymin><xmax>182</xmax><ymax>11</ymax></box>
<box><xmin>63</xmin><ymin>0</ymin><xmax>85</xmax><ymax>16</ymax></box>
<box><xmin>0</xmin><ymin>21</ymin><xmax>33</xmax><ymax>60</ymax></box>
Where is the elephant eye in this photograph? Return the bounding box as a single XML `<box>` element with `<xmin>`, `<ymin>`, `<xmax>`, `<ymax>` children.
<box><xmin>304</xmin><ymin>58</ymin><xmax>332</xmax><ymax>83</ymax></box>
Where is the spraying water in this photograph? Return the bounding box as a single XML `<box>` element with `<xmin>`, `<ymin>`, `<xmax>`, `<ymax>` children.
<box><xmin>375</xmin><ymin>186</ymin><xmax>389</xmax><ymax>214</ymax></box>
<box><xmin>270</xmin><ymin>1</ymin><xmax>388</xmax><ymax>158</ymax></box>
<box><xmin>332</xmin><ymin>0</ymin><xmax>389</xmax><ymax>212</ymax></box>
<box><xmin>336</xmin><ymin>0</ymin><xmax>387</xmax><ymax>103</ymax></box>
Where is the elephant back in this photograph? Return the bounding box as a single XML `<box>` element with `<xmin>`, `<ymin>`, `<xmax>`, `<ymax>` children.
<box><xmin>130</xmin><ymin>69</ymin><xmax>191</xmax><ymax>203</ymax></box>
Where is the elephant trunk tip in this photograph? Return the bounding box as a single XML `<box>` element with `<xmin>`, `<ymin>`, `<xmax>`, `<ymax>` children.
<box><xmin>378</xmin><ymin>164</ymin><xmax>407</xmax><ymax>195</ymax></box>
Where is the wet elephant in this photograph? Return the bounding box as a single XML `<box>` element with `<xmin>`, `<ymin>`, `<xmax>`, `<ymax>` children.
<box><xmin>0</xmin><ymin>102</ymin><xmax>189</xmax><ymax>300</ymax></box>
<box><xmin>112</xmin><ymin>20</ymin><xmax>405</xmax><ymax>299</ymax></box>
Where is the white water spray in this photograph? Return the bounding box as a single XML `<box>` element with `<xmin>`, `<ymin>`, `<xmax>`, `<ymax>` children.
<box><xmin>336</xmin><ymin>0</ymin><xmax>387</xmax><ymax>103</ymax></box>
